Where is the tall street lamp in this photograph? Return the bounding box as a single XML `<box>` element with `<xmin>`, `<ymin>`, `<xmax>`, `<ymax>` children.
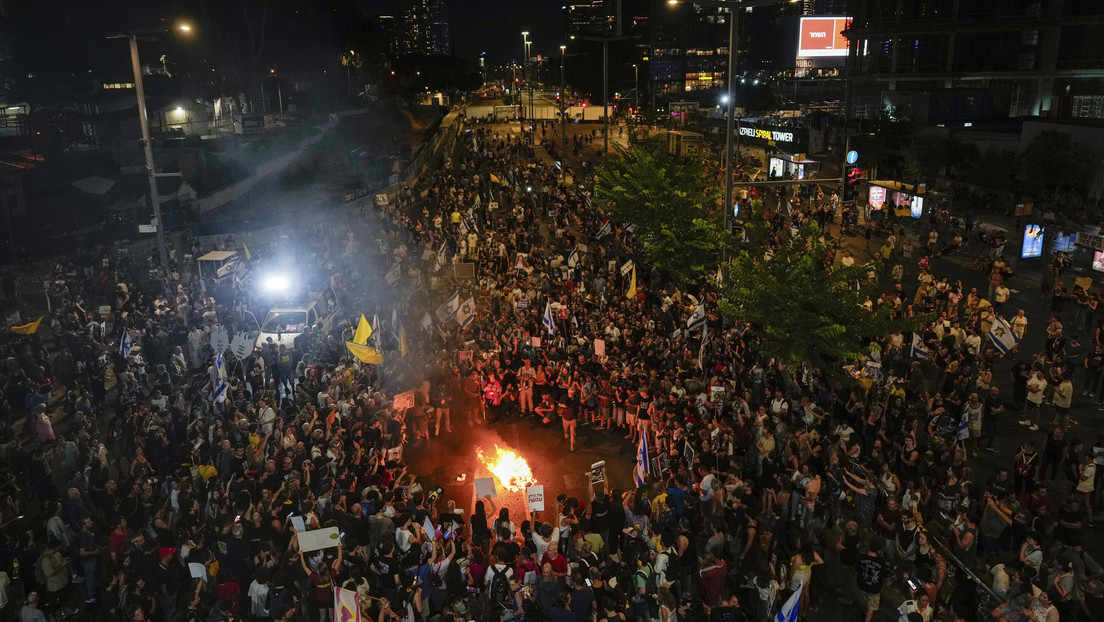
<box><xmin>561</xmin><ymin>44</ymin><xmax>567</xmax><ymax>186</ymax></box>
<box><xmin>633</xmin><ymin>63</ymin><xmax>639</xmax><ymax>112</ymax></box>
<box><xmin>108</xmin><ymin>23</ymin><xmax>193</xmax><ymax>278</ymax></box>
<box><xmin>521</xmin><ymin>31</ymin><xmax>530</xmax><ymax>137</ymax></box>
<box><xmin>668</xmin><ymin>0</ymin><xmax>796</xmax><ymax>239</ymax></box>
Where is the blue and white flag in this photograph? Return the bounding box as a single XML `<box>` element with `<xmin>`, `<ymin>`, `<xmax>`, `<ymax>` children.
<box><xmin>435</xmin><ymin>291</ymin><xmax>460</xmax><ymax>323</ymax></box>
<box><xmin>633</xmin><ymin>433</ymin><xmax>650</xmax><ymax>488</ymax></box>
<box><xmin>455</xmin><ymin>297</ymin><xmax>476</xmax><ymax>329</ymax></box>
<box><xmin>911</xmin><ymin>333</ymin><xmax>929</xmax><ymax>358</ymax></box>
<box><xmin>596</xmin><ymin>220</ymin><xmax>611</xmax><ymax>240</ymax></box>
<box><xmin>988</xmin><ymin>316</ymin><xmax>1019</xmax><ymax>354</ymax></box>
<box><xmin>212</xmin><ymin>352</ymin><xmax>228</xmax><ymax>406</ymax></box>
<box><xmin>372</xmin><ymin>313</ymin><xmax>382</xmax><ymax>348</ymax></box>
<box><xmin>776</xmin><ymin>589</ymin><xmax>801</xmax><ymax>622</ymax></box>
<box><xmin>542</xmin><ymin>300</ymin><xmax>556</xmax><ymax>336</ymax></box>
<box><xmin>119</xmin><ymin>330</ymin><xmax>133</xmax><ymax>358</ymax></box>
<box><xmin>567</xmin><ymin>249</ymin><xmax>579</xmax><ymax>269</ymax></box>
<box><xmin>687</xmin><ymin>302</ymin><xmax>707</xmax><ymax>332</ymax></box>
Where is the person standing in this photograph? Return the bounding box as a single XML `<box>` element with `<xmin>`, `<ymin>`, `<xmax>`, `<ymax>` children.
<box><xmin>77</xmin><ymin>517</ymin><xmax>100</xmax><ymax>604</ymax></box>
<box><xmin>1022</xmin><ymin>370</ymin><xmax>1047</xmax><ymax>430</ymax></box>
<box><xmin>1052</xmin><ymin>373</ymin><xmax>1073</xmax><ymax>430</ymax></box>
<box><xmin>517</xmin><ymin>358</ymin><xmax>536</xmax><ymax>416</ymax></box>
<box><xmin>856</xmin><ymin>545</ymin><xmax>886</xmax><ymax>622</ymax></box>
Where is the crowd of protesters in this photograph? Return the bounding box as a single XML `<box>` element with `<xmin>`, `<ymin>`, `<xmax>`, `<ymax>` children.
<box><xmin>0</xmin><ymin>114</ymin><xmax>1103</xmax><ymax>622</ymax></box>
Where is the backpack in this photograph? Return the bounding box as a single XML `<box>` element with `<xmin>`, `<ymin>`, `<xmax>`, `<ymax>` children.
<box><xmin>489</xmin><ymin>566</ymin><xmax>511</xmax><ymax>604</ymax></box>
<box><xmin>34</xmin><ymin>556</ymin><xmax>47</xmax><ymax>584</ymax></box>
<box><xmin>642</xmin><ymin>560</ymin><xmax>661</xmax><ymax>593</ymax></box>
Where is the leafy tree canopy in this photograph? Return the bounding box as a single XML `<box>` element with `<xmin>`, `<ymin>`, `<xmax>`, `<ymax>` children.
<box><xmin>594</xmin><ymin>136</ymin><xmax>728</xmax><ymax>284</ymax></box>
<box><xmin>717</xmin><ymin>212</ymin><xmax>927</xmax><ymax>371</ymax></box>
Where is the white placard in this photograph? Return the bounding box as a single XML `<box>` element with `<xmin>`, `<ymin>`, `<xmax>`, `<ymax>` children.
<box><xmin>210</xmin><ymin>326</ymin><xmax>230</xmax><ymax>354</ymax></box>
<box><xmin>594</xmin><ymin>339</ymin><xmax>605</xmax><ymax>357</ymax></box>
<box><xmin>290</xmin><ymin>516</ymin><xmax>306</xmax><ymax>532</ymax></box>
<box><xmin>298</xmin><ymin>526</ymin><xmax>341</xmax><ymax>553</ymax></box>
<box><xmin>620</xmin><ymin>260</ymin><xmax>635</xmax><ymax>276</ymax></box>
<box><xmin>376</xmin><ymin>194</ymin><xmax>390</xmax><ymax>206</ymax></box>
<box><xmin>474</xmin><ymin>477</ymin><xmax>497</xmax><ymax>498</ymax></box>
<box><xmin>188</xmin><ymin>562</ymin><xmax>206</xmax><ymax>579</ymax></box>
<box><xmin>392</xmin><ymin>390</ymin><xmax>416</xmax><ymax>411</ymax></box>
<box><xmin>526</xmin><ymin>485</ymin><xmax>545</xmax><ymax>512</ymax></box>
<box><xmin>488</xmin><ymin>201</ymin><xmax>499</xmax><ymax>210</ymax></box>
<box><xmin>531</xmin><ymin>337</ymin><xmax>541</xmax><ymax>348</ymax></box>
<box><xmin>230</xmin><ymin>333</ymin><xmax>253</xmax><ymax>360</ymax></box>
<box><xmin>423</xmin><ymin>516</ymin><xmax>436</xmax><ymax>541</ymax></box>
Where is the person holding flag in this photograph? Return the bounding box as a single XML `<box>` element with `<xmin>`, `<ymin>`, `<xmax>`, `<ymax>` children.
<box><xmin>543</xmin><ymin>300</ymin><xmax>556</xmax><ymax>336</ymax></box>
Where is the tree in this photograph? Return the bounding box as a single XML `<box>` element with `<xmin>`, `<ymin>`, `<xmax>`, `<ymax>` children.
<box><xmin>1016</xmin><ymin>132</ymin><xmax>1094</xmax><ymax>199</ymax></box>
<box><xmin>717</xmin><ymin>214</ymin><xmax>925</xmax><ymax>371</ymax></box>
<box><xmin>594</xmin><ymin>136</ymin><xmax>729</xmax><ymax>284</ymax></box>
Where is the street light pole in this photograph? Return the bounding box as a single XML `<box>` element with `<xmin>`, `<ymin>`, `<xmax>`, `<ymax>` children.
<box><xmin>633</xmin><ymin>63</ymin><xmax>639</xmax><ymax>113</ymax></box>
<box><xmin>126</xmin><ymin>34</ymin><xmax>170</xmax><ymax>275</ymax></box>
<box><xmin>522</xmin><ymin>32</ymin><xmax>530</xmax><ymax>139</ymax></box>
<box><xmin>561</xmin><ymin>44</ymin><xmax>567</xmax><ymax>186</ymax></box>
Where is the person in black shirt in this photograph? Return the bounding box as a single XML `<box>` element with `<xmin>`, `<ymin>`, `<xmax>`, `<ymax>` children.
<box><xmin>708</xmin><ymin>592</ymin><xmax>747</xmax><ymax>622</ymax></box>
<box><xmin>560</xmin><ymin>387</ymin><xmax>580</xmax><ymax>452</ymax></box>
<box><xmin>856</xmin><ymin>545</ymin><xmax>886</xmax><ymax>622</ymax></box>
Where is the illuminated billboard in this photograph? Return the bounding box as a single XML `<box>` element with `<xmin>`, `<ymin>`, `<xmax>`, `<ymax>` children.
<box><xmin>797</xmin><ymin>17</ymin><xmax>850</xmax><ymax>58</ymax></box>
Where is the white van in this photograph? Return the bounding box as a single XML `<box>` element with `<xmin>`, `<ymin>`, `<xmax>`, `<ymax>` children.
<box><xmin>254</xmin><ymin>287</ymin><xmax>340</xmax><ymax>350</ymax></box>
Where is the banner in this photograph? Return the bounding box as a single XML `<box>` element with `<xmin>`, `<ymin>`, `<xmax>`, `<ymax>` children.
<box><xmin>334</xmin><ymin>586</ymin><xmax>360</xmax><ymax>622</ymax></box>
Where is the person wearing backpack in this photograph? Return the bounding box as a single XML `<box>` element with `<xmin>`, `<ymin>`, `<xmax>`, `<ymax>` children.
<box><xmin>484</xmin><ymin>554</ymin><xmax>515</xmax><ymax>608</ymax></box>
<box><xmin>631</xmin><ymin>552</ymin><xmax>656</xmax><ymax>622</ymax></box>
<box><xmin>421</xmin><ymin>538</ymin><xmax>455</xmax><ymax>616</ymax></box>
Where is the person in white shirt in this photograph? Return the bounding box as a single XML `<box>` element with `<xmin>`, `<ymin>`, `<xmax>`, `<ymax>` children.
<box><xmin>247</xmin><ymin>569</ymin><xmax>271</xmax><ymax>618</ymax></box>
<box><xmin>897</xmin><ymin>593</ymin><xmax>933</xmax><ymax>622</ymax></box>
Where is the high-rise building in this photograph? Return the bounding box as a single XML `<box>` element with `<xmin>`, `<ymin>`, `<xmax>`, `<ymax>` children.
<box><xmin>429</xmin><ymin>0</ymin><xmax>451</xmax><ymax>55</ymax></box>
<box><xmin>648</xmin><ymin>2</ymin><xmax>732</xmax><ymax>95</ymax></box>
<box><xmin>376</xmin><ymin>14</ymin><xmax>401</xmax><ymax>60</ymax></box>
<box><xmin>396</xmin><ymin>0</ymin><xmax>450</xmax><ymax>57</ymax></box>
<box><xmin>567</xmin><ymin>1</ymin><xmax>617</xmax><ymax>38</ymax></box>
<box><xmin>842</xmin><ymin>0</ymin><xmax>1104</xmax><ymax>121</ymax></box>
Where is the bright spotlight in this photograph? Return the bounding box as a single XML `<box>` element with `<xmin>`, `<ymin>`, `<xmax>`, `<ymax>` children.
<box><xmin>262</xmin><ymin>275</ymin><xmax>290</xmax><ymax>293</ymax></box>
<box><xmin>721</xmin><ymin>95</ymin><xmax>729</xmax><ymax>104</ymax></box>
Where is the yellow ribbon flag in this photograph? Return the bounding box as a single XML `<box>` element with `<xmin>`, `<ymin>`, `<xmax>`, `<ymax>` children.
<box><xmin>626</xmin><ymin>265</ymin><xmax>637</xmax><ymax>299</ymax></box>
<box><xmin>10</xmin><ymin>316</ymin><xmax>43</xmax><ymax>335</ymax></box>
<box><xmin>346</xmin><ymin>341</ymin><xmax>384</xmax><ymax>364</ymax></box>
<box><xmin>352</xmin><ymin>314</ymin><xmax>373</xmax><ymax>345</ymax></box>
<box><xmin>243</xmin><ymin>243</ymin><xmax>252</xmax><ymax>260</ymax></box>
<box><xmin>399</xmin><ymin>324</ymin><xmax>409</xmax><ymax>358</ymax></box>
<box><xmin>489</xmin><ymin>173</ymin><xmax>501</xmax><ymax>185</ymax></box>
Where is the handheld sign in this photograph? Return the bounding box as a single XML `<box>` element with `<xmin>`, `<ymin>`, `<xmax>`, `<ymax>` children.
<box><xmin>526</xmin><ymin>485</ymin><xmax>545</xmax><ymax>512</ymax></box>
<box><xmin>474</xmin><ymin>477</ymin><xmax>497</xmax><ymax>499</ymax></box>
<box><xmin>298</xmin><ymin>527</ymin><xmax>341</xmax><ymax>553</ymax></box>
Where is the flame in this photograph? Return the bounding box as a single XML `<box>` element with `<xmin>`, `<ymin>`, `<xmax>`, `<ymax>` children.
<box><xmin>476</xmin><ymin>445</ymin><xmax>537</xmax><ymax>492</ymax></box>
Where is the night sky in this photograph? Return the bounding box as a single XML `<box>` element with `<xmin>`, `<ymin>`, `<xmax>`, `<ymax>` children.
<box><xmin>374</xmin><ymin>0</ymin><xmax>566</xmax><ymax>64</ymax></box>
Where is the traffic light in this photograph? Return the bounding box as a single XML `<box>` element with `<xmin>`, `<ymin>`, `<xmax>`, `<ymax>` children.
<box><xmin>843</xmin><ymin>164</ymin><xmax>862</xmax><ymax>202</ymax></box>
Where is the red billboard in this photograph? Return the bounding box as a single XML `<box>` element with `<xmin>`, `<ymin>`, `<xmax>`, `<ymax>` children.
<box><xmin>797</xmin><ymin>16</ymin><xmax>850</xmax><ymax>58</ymax></box>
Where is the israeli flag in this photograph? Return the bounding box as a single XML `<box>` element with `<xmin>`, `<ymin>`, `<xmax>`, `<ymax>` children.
<box><xmin>542</xmin><ymin>300</ymin><xmax>556</xmax><ymax>336</ymax></box>
<box><xmin>911</xmin><ymin>333</ymin><xmax>929</xmax><ymax>358</ymax></box>
<box><xmin>776</xmin><ymin>589</ymin><xmax>801</xmax><ymax>622</ymax></box>
<box><xmin>567</xmin><ymin>249</ymin><xmax>579</xmax><ymax>268</ymax></box>
<box><xmin>596</xmin><ymin>221</ymin><xmax>611</xmax><ymax>239</ymax></box>
<box><xmin>119</xmin><ymin>330</ymin><xmax>133</xmax><ymax>358</ymax></box>
<box><xmin>633</xmin><ymin>433</ymin><xmax>650</xmax><ymax>488</ymax></box>
<box><xmin>698</xmin><ymin>325</ymin><xmax>710</xmax><ymax>370</ymax></box>
<box><xmin>687</xmin><ymin>302</ymin><xmax>707</xmax><ymax>332</ymax></box>
<box><xmin>988</xmin><ymin>316</ymin><xmax>1019</xmax><ymax>354</ymax></box>
<box><xmin>435</xmin><ymin>291</ymin><xmax>460</xmax><ymax>323</ymax></box>
<box><xmin>459</xmin><ymin>219</ymin><xmax>469</xmax><ymax>236</ymax></box>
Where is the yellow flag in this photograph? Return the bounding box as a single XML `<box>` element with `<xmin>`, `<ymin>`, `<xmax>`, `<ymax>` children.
<box><xmin>346</xmin><ymin>341</ymin><xmax>384</xmax><ymax>364</ymax></box>
<box><xmin>399</xmin><ymin>324</ymin><xmax>409</xmax><ymax>357</ymax></box>
<box><xmin>352</xmin><ymin>314</ymin><xmax>372</xmax><ymax>345</ymax></box>
<box><xmin>626</xmin><ymin>265</ymin><xmax>637</xmax><ymax>299</ymax></box>
<box><xmin>490</xmin><ymin>173</ymin><xmax>501</xmax><ymax>185</ymax></box>
<box><xmin>11</xmin><ymin>316</ymin><xmax>43</xmax><ymax>335</ymax></box>
<box><xmin>243</xmin><ymin>243</ymin><xmax>251</xmax><ymax>260</ymax></box>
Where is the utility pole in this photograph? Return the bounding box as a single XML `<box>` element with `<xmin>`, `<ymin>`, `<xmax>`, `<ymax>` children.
<box><xmin>580</xmin><ymin>0</ymin><xmax>627</xmax><ymax>156</ymax></box>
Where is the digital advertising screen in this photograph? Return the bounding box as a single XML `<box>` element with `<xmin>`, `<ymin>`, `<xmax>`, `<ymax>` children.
<box><xmin>910</xmin><ymin>195</ymin><xmax>924</xmax><ymax>219</ymax></box>
<box><xmin>868</xmin><ymin>186</ymin><xmax>886</xmax><ymax>209</ymax></box>
<box><xmin>796</xmin><ymin>17</ymin><xmax>851</xmax><ymax>58</ymax></box>
<box><xmin>1021</xmin><ymin>224</ymin><xmax>1045</xmax><ymax>259</ymax></box>
<box><xmin>1093</xmin><ymin>251</ymin><xmax>1104</xmax><ymax>273</ymax></box>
